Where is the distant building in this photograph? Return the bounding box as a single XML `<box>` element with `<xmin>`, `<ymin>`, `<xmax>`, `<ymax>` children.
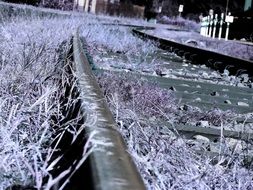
<box><xmin>74</xmin><ymin>0</ymin><xmax>145</xmax><ymax>18</ymax></box>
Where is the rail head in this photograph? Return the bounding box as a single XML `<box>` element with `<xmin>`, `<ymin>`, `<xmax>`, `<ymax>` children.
<box><xmin>73</xmin><ymin>30</ymin><xmax>146</xmax><ymax>190</ymax></box>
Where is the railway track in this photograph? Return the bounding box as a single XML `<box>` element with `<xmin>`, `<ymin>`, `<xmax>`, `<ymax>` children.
<box><xmin>94</xmin><ymin>68</ymin><xmax>253</xmax><ymax>138</ymax></box>
<box><xmin>48</xmin><ymin>31</ymin><xmax>145</xmax><ymax>190</ymax></box>
<box><xmin>80</xmin><ymin>26</ymin><xmax>253</xmax><ymax>163</ymax></box>
<box><xmin>72</xmin><ymin>31</ymin><xmax>145</xmax><ymax>189</ymax></box>
<box><xmin>132</xmin><ymin>27</ymin><xmax>253</xmax><ymax>78</ymax></box>
<box><xmin>129</xmin><ymin>27</ymin><xmax>253</xmax><ymax>154</ymax></box>
<box><xmin>51</xmin><ymin>26</ymin><xmax>253</xmax><ymax>189</ymax></box>
<box><xmin>3</xmin><ymin>2</ymin><xmax>252</xmax><ymax>188</ymax></box>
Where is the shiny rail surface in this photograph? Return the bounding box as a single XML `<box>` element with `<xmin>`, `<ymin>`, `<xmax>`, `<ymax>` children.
<box><xmin>72</xmin><ymin>30</ymin><xmax>146</xmax><ymax>190</ymax></box>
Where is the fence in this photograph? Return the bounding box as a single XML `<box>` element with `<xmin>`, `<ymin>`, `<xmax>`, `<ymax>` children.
<box><xmin>200</xmin><ymin>12</ymin><xmax>234</xmax><ymax>41</ymax></box>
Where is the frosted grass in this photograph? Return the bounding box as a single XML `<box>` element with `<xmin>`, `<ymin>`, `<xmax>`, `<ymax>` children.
<box><xmin>0</xmin><ymin>2</ymin><xmax>252</xmax><ymax>189</ymax></box>
<box><xmin>83</xmin><ymin>20</ymin><xmax>253</xmax><ymax>190</ymax></box>
<box><xmin>0</xmin><ymin>15</ymin><xmax>95</xmax><ymax>189</ymax></box>
<box><xmin>98</xmin><ymin>73</ymin><xmax>253</xmax><ymax>190</ymax></box>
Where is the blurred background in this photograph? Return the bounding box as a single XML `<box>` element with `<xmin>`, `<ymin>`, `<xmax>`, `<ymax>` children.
<box><xmin>1</xmin><ymin>0</ymin><xmax>252</xmax><ymax>16</ymax></box>
<box><xmin>2</xmin><ymin>0</ymin><xmax>252</xmax><ymax>40</ymax></box>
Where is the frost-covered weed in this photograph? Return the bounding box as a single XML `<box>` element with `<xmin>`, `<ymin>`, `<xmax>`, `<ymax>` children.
<box><xmin>0</xmin><ymin>15</ymin><xmax>93</xmax><ymax>189</ymax></box>
<box><xmin>97</xmin><ymin>72</ymin><xmax>253</xmax><ymax>189</ymax></box>
<box><xmin>1</xmin><ymin>2</ymin><xmax>251</xmax><ymax>189</ymax></box>
<box><xmin>0</xmin><ymin>3</ymin><xmax>156</xmax><ymax>189</ymax></box>
<box><xmin>96</xmin><ymin>72</ymin><xmax>235</xmax><ymax>126</ymax></box>
<box><xmin>97</xmin><ymin>72</ymin><xmax>176</xmax><ymax>118</ymax></box>
<box><xmin>80</xmin><ymin>24</ymin><xmax>157</xmax><ymax>56</ymax></box>
<box><xmin>118</xmin><ymin>120</ymin><xmax>253</xmax><ymax>190</ymax></box>
<box><xmin>79</xmin><ymin>23</ymin><xmax>159</xmax><ymax>74</ymax></box>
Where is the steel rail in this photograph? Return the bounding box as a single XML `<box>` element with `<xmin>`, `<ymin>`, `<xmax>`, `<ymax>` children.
<box><xmin>76</xmin><ymin>29</ymin><xmax>253</xmax><ymax>169</ymax></box>
<box><xmin>132</xmin><ymin>28</ymin><xmax>253</xmax><ymax>77</ymax></box>
<box><xmin>73</xmin><ymin>30</ymin><xmax>146</xmax><ymax>190</ymax></box>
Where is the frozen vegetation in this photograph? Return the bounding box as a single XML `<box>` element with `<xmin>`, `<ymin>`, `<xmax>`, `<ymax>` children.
<box><xmin>79</xmin><ymin>20</ymin><xmax>253</xmax><ymax>190</ymax></box>
<box><xmin>93</xmin><ymin>71</ymin><xmax>253</xmax><ymax>189</ymax></box>
<box><xmin>96</xmin><ymin>72</ymin><xmax>235</xmax><ymax>127</ymax></box>
<box><xmin>0</xmin><ymin>1</ymin><xmax>253</xmax><ymax>190</ymax></box>
<box><xmin>0</xmin><ymin>8</ymin><xmax>98</xmax><ymax>190</ymax></box>
<box><xmin>95</xmin><ymin>72</ymin><xmax>253</xmax><ymax>189</ymax></box>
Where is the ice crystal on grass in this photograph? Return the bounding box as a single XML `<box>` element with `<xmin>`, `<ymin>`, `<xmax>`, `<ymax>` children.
<box><xmin>96</xmin><ymin>72</ymin><xmax>235</xmax><ymax>126</ymax></box>
<box><xmin>95</xmin><ymin>71</ymin><xmax>253</xmax><ymax>189</ymax></box>
<box><xmin>96</xmin><ymin>72</ymin><xmax>177</xmax><ymax>119</ymax></box>
<box><xmin>120</xmin><ymin>121</ymin><xmax>253</xmax><ymax>190</ymax></box>
<box><xmin>0</xmin><ymin>14</ymin><xmax>93</xmax><ymax>189</ymax></box>
<box><xmin>80</xmin><ymin>24</ymin><xmax>157</xmax><ymax>56</ymax></box>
